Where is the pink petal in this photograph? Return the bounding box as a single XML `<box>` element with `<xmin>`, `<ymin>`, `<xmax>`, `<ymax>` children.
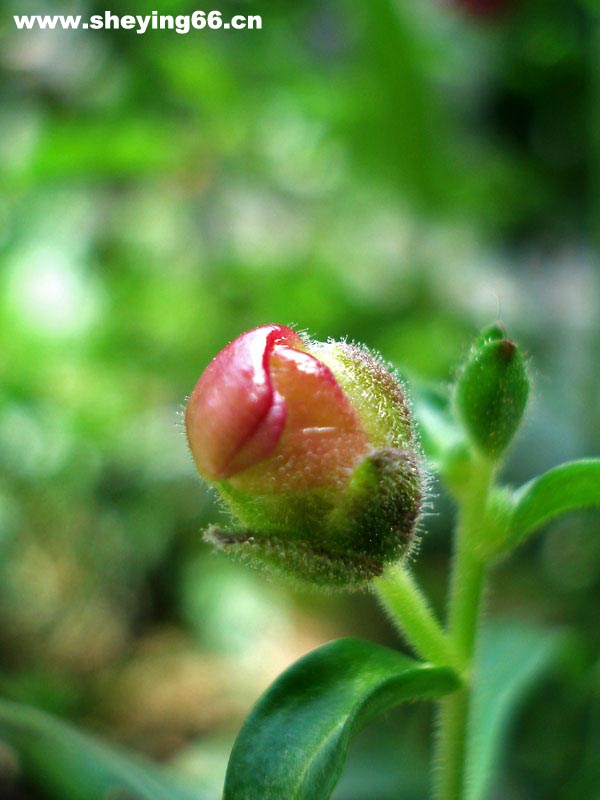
<box><xmin>186</xmin><ymin>325</ymin><xmax>301</xmax><ymax>479</ymax></box>
<box><xmin>228</xmin><ymin>343</ymin><xmax>369</xmax><ymax>492</ymax></box>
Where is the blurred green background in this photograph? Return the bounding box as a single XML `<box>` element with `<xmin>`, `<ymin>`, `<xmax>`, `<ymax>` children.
<box><xmin>1</xmin><ymin>0</ymin><xmax>599</xmax><ymax>798</ymax></box>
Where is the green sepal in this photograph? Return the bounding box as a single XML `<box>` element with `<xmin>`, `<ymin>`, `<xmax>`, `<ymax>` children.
<box><xmin>455</xmin><ymin>329</ymin><xmax>530</xmax><ymax>460</ymax></box>
<box><xmin>205</xmin><ymin>448</ymin><xmax>423</xmax><ymax>590</ymax></box>
<box><xmin>329</xmin><ymin>447</ymin><xmax>422</xmax><ymax>561</ymax></box>
<box><xmin>204</xmin><ymin>527</ymin><xmax>383</xmax><ymax>589</ymax></box>
<box><xmin>314</xmin><ymin>341</ymin><xmax>414</xmax><ymax>450</ymax></box>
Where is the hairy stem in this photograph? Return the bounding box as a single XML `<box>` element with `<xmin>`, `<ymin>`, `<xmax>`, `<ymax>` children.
<box><xmin>434</xmin><ymin>455</ymin><xmax>495</xmax><ymax>800</ymax></box>
<box><xmin>374</xmin><ymin>563</ymin><xmax>463</xmax><ymax>673</ymax></box>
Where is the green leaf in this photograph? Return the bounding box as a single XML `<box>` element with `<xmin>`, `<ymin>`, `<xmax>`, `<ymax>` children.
<box><xmin>0</xmin><ymin>698</ymin><xmax>205</xmax><ymax>800</ymax></box>
<box><xmin>465</xmin><ymin>622</ymin><xmax>564</xmax><ymax>800</ymax></box>
<box><xmin>224</xmin><ymin>637</ymin><xmax>460</xmax><ymax>800</ymax></box>
<box><xmin>504</xmin><ymin>459</ymin><xmax>600</xmax><ymax>552</ymax></box>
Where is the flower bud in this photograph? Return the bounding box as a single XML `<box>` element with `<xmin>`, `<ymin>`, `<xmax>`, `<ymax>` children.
<box><xmin>454</xmin><ymin>324</ymin><xmax>530</xmax><ymax>460</ymax></box>
<box><xmin>185</xmin><ymin>325</ymin><xmax>424</xmax><ymax>589</ymax></box>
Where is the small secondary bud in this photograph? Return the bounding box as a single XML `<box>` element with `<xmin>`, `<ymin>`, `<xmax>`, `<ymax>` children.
<box><xmin>454</xmin><ymin>325</ymin><xmax>529</xmax><ymax>460</ymax></box>
<box><xmin>185</xmin><ymin>325</ymin><xmax>424</xmax><ymax>589</ymax></box>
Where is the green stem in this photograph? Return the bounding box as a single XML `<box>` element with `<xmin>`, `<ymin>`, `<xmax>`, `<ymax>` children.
<box><xmin>373</xmin><ymin>563</ymin><xmax>463</xmax><ymax>673</ymax></box>
<box><xmin>434</xmin><ymin>455</ymin><xmax>495</xmax><ymax>800</ymax></box>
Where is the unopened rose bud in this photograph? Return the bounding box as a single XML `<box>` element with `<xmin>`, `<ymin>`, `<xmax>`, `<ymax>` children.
<box><xmin>185</xmin><ymin>325</ymin><xmax>424</xmax><ymax>589</ymax></box>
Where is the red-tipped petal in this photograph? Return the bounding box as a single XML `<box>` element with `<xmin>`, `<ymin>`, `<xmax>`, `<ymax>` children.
<box><xmin>185</xmin><ymin>325</ymin><xmax>302</xmax><ymax>479</ymax></box>
<box><xmin>224</xmin><ymin>389</ymin><xmax>287</xmax><ymax>476</ymax></box>
<box><xmin>230</xmin><ymin>344</ymin><xmax>369</xmax><ymax>492</ymax></box>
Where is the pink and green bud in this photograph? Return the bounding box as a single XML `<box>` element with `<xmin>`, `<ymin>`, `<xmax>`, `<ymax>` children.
<box><xmin>185</xmin><ymin>325</ymin><xmax>423</xmax><ymax>589</ymax></box>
